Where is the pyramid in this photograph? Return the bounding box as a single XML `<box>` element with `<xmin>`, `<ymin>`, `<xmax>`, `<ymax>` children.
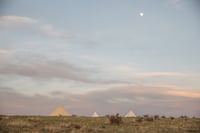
<box><xmin>125</xmin><ymin>110</ymin><xmax>136</xmax><ymax>117</ymax></box>
<box><xmin>50</xmin><ymin>106</ymin><xmax>70</xmax><ymax>116</ymax></box>
<box><xmin>92</xmin><ymin>112</ymin><xmax>99</xmax><ymax>117</ymax></box>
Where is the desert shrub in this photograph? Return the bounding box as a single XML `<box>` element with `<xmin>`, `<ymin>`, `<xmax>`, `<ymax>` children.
<box><xmin>161</xmin><ymin>116</ymin><xmax>166</xmax><ymax>118</ymax></box>
<box><xmin>107</xmin><ymin>113</ymin><xmax>123</xmax><ymax>125</ymax></box>
<box><xmin>87</xmin><ymin>128</ymin><xmax>94</xmax><ymax>132</ymax></box>
<box><xmin>143</xmin><ymin>115</ymin><xmax>149</xmax><ymax>118</ymax></box>
<box><xmin>7</xmin><ymin>119</ymin><xmax>31</xmax><ymax>127</ymax></box>
<box><xmin>154</xmin><ymin>115</ymin><xmax>160</xmax><ymax>120</ymax></box>
<box><xmin>180</xmin><ymin>115</ymin><xmax>188</xmax><ymax>119</ymax></box>
<box><xmin>68</xmin><ymin>123</ymin><xmax>81</xmax><ymax>129</ymax></box>
<box><xmin>170</xmin><ymin>116</ymin><xmax>175</xmax><ymax>120</ymax></box>
<box><xmin>101</xmin><ymin>125</ymin><xmax>106</xmax><ymax>128</ymax></box>
<box><xmin>136</xmin><ymin>117</ymin><xmax>144</xmax><ymax>122</ymax></box>
<box><xmin>72</xmin><ymin>114</ymin><xmax>77</xmax><ymax>117</ymax></box>
<box><xmin>145</xmin><ymin>117</ymin><xmax>154</xmax><ymax>122</ymax></box>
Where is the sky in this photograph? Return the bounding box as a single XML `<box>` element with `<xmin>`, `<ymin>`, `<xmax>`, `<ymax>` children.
<box><xmin>0</xmin><ymin>0</ymin><xmax>200</xmax><ymax>117</ymax></box>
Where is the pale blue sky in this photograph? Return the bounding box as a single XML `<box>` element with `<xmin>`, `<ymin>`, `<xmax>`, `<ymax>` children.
<box><xmin>0</xmin><ymin>0</ymin><xmax>200</xmax><ymax>116</ymax></box>
<box><xmin>1</xmin><ymin>0</ymin><xmax>199</xmax><ymax>71</ymax></box>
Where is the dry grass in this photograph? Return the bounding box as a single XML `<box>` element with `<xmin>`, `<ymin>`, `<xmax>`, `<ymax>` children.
<box><xmin>0</xmin><ymin>115</ymin><xmax>199</xmax><ymax>133</ymax></box>
<box><xmin>7</xmin><ymin>119</ymin><xmax>31</xmax><ymax>127</ymax></box>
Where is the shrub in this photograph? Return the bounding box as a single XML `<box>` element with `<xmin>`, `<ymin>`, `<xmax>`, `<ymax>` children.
<box><xmin>107</xmin><ymin>113</ymin><xmax>123</xmax><ymax>125</ymax></box>
<box><xmin>69</xmin><ymin>123</ymin><xmax>81</xmax><ymax>129</ymax></box>
<box><xmin>154</xmin><ymin>115</ymin><xmax>160</xmax><ymax>120</ymax></box>
<box><xmin>161</xmin><ymin>116</ymin><xmax>166</xmax><ymax>118</ymax></box>
<box><xmin>71</xmin><ymin>114</ymin><xmax>77</xmax><ymax>117</ymax></box>
<box><xmin>180</xmin><ymin>116</ymin><xmax>188</xmax><ymax>119</ymax></box>
<box><xmin>101</xmin><ymin>125</ymin><xmax>106</xmax><ymax>128</ymax></box>
<box><xmin>170</xmin><ymin>117</ymin><xmax>175</xmax><ymax>120</ymax></box>
<box><xmin>145</xmin><ymin>117</ymin><xmax>154</xmax><ymax>122</ymax></box>
<box><xmin>136</xmin><ymin>117</ymin><xmax>144</xmax><ymax>122</ymax></box>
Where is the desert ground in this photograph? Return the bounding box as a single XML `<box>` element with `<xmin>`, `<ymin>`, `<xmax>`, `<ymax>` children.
<box><xmin>0</xmin><ymin>115</ymin><xmax>199</xmax><ymax>133</ymax></box>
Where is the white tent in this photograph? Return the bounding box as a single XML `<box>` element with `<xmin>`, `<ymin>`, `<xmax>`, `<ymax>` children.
<box><xmin>92</xmin><ymin>112</ymin><xmax>99</xmax><ymax>117</ymax></box>
<box><xmin>50</xmin><ymin>106</ymin><xmax>71</xmax><ymax>116</ymax></box>
<box><xmin>125</xmin><ymin>110</ymin><xmax>136</xmax><ymax>117</ymax></box>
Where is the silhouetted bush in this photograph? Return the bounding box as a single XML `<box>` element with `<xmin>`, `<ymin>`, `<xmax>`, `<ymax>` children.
<box><xmin>145</xmin><ymin>117</ymin><xmax>154</xmax><ymax>122</ymax></box>
<box><xmin>69</xmin><ymin>123</ymin><xmax>81</xmax><ymax>129</ymax></box>
<box><xmin>136</xmin><ymin>117</ymin><xmax>144</xmax><ymax>122</ymax></box>
<box><xmin>161</xmin><ymin>116</ymin><xmax>166</xmax><ymax>118</ymax></box>
<box><xmin>107</xmin><ymin>113</ymin><xmax>123</xmax><ymax>125</ymax></box>
<box><xmin>143</xmin><ymin>115</ymin><xmax>149</xmax><ymax>118</ymax></box>
<box><xmin>180</xmin><ymin>116</ymin><xmax>188</xmax><ymax>119</ymax></box>
<box><xmin>170</xmin><ymin>117</ymin><xmax>175</xmax><ymax>120</ymax></box>
<box><xmin>101</xmin><ymin>125</ymin><xmax>106</xmax><ymax>128</ymax></box>
<box><xmin>154</xmin><ymin>115</ymin><xmax>160</xmax><ymax>120</ymax></box>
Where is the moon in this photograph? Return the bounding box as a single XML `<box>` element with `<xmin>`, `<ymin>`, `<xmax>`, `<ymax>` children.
<box><xmin>139</xmin><ymin>12</ymin><xmax>144</xmax><ymax>17</ymax></box>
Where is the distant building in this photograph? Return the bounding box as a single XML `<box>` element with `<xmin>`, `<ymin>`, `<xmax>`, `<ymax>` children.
<box><xmin>50</xmin><ymin>106</ymin><xmax>71</xmax><ymax>116</ymax></box>
<box><xmin>125</xmin><ymin>110</ymin><xmax>136</xmax><ymax>117</ymax></box>
<box><xmin>92</xmin><ymin>112</ymin><xmax>99</xmax><ymax>117</ymax></box>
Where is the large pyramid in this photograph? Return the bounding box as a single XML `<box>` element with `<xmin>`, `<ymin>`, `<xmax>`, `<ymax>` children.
<box><xmin>50</xmin><ymin>106</ymin><xmax>70</xmax><ymax>116</ymax></box>
<box><xmin>125</xmin><ymin>110</ymin><xmax>136</xmax><ymax>117</ymax></box>
<box><xmin>92</xmin><ymin>112</ymin><xmax>99</xmax><ymax>117</ymax></box>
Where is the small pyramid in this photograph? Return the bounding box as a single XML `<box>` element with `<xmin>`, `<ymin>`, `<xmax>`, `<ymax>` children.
<box><xmin>92</xmin><ymin>112</ymin><xmax>99</xmax><ymax>117</ymax></box>
<box><xmin>50</xmin><ymin>106</ymin><xmax>70</xmax><ymax>116</ymax></box>
<box><xmin>125</xmin><ymin>110</ymin><xmax>136</xmax><ymax>117</ymax></box>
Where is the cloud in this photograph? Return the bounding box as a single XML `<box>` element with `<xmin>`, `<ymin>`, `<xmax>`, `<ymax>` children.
<box><xmin>0</xmin><ymin>85</ymin><xmax>199</xmax><ymax>116</ymax></box>
<box><xmin>106</xmin><ymin>65</ymin><xmax>184</xmax><ymax>78</ymax></box>
<box><xmin>0</xmin><ymin>55</ymin><xmax>92</xmax><ymax>82</ymax></box>
<box><xmin>168</xmin><ymin>0</ymin><xmax>184</xmax><ymax>8</ymax></box>
<box><xmin>39</xmin><ymin>23</ymin><xmax>71</xmax><ymax>38</ymax></box>
<box><xmin>0</xmin><ymin>49</ymin><xmax>14</xmax><ymax>62</ymax></box>
<box><xmin>80</xmin><ymin>55</ymin><xmax>100</xmax><ymax>62</ymax></box>
<box><xmin>134</xmin><ymin>72</ymin><xmax>184</xmax><ymax>78</ymax></box>
<box><xmin>0</xmin><ymin>16</ymin><xmax>38</xmax><ymax>24</ymax></box>
<box><xmin>165</xmin><ymin>90</ymin><xmax>200</xmax><ymax>98</ymax></box>
<box><xmin>0</xmin><ymin>53</ymin><xmax>128</xmax><ymax>84</ymax></box>
<box><xmin>102</xmin><ymin>64</ymin><xmax>199</xmax><ymax>84</ymax></box>
<box><xmin>0</xmin><ymin>49</ymin><xmax>14</xmax><ymax>56</ymax></box>
<box><xmin>0</xmin><ymin>16</ymin><xmax>71</xmax><ymax>39</ymax></box>
<box><xmin>107</xmin><ymin>98</ymin><xmax>134</xmax><ymax>104</ymax></box>
<box><xmin>81</xmin><ymin>85</ymin><xmax>200</xmax><ymax>116</ymax></box>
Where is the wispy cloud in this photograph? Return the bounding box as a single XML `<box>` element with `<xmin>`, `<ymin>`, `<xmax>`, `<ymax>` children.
<box><xmin>0</xmin><ymin>53</ymin><xmax>128</xmax><ymax>84</ymax></box>
<box><xmin>168</xmin><ymin>0</ymin><xmax>184</xmax><ymax>8</ymax></box>
<box><xmin>0</xmin><ymin>85</ymin><xmax>199</xmax><ymax>116</ymax></box>
<box><xmin>165</xmin><ymin>89</ymin><xmax>200</xmax><ymax>98</ymax></box>
<box><xmin>0</xmin><ymin>49</ymin><xmax>14</xmax><ymax>62</ymax></box>
<box><xmin>0</xmin><ymin>16</ymin><xmax>71</xmax><ymax>39</ymax></box>
<box><xmin>134</xmin><ymin>72</ymin><xmax>184</xmax><ymax>78</ymax></box>
<box><xmin>103</xmin><ymin>64</ymin><xmax>198</xmax><ymax>80</ymax></box>
<box><xmin>0</xmin><ymin>54</ymin><xmax>92</xmax><ymax>83</ymax></box>
<box><xmin>107</xmin><ymin>98</ymin><xmax>135</xmax><ymax>104</ymax></box>
<box><xmin>0</xmin><ymin>49</ymin><xmax>14</xmax><ymax>56</ymax></box>
<box><xmin>0</xmin><ymin>16</ymin><xmax>38</xmax><ymax>24</ymax></box>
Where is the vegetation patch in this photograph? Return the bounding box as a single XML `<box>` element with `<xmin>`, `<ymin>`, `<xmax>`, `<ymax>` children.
<box><xmin>107</xmin><ymin>113</ymin><xmax>123</xmax><ymax>125</ymax></box>
<box><xmin>0</xmin><ymin>115</ymin><xmax>199</xmax><ymax>133</ymax></box>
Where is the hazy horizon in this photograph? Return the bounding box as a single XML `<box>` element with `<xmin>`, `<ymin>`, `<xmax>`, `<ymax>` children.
<box><xmin>0</xmin><ymin>0</ymin><xmax>200</xmax><ymax>117</ymax></box>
